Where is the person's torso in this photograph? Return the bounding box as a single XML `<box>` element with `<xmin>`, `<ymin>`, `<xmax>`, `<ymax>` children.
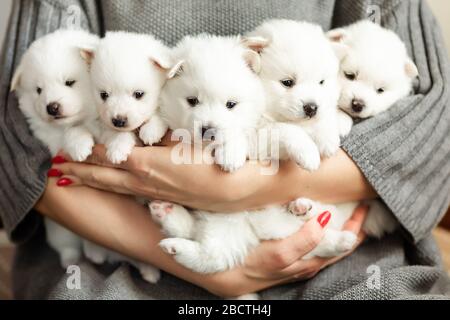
<box><xmin>99</xmin><ymin>0</ymin><xmax>337</xmax><ymax>45</ymax></box>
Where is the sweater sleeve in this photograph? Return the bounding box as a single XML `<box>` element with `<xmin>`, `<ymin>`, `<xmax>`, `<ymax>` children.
<box><xmin>338</xmin><ymin>0</ymin><xmax>450</xmax><ymax>242</ymax></box>
<box><xmin>0</xmin><ymin>0</ymin><xmax>102</xmax><ymax>242</ymax></box>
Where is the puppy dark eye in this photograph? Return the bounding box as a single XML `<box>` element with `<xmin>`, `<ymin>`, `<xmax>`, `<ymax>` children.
<box><xmin>186</xmin><ymin>97</ymin><xmax>199</xmax><ymax>107</ymax></box>
<box><xmin>344</xmin><ymin>72</ymin><xmax>356</xmax><ymax>81</ymax></box>
<box><xmin>280</xmin><ymin>78</ymin><xmax>295</xmax><ymax>88</ymax></box>
<box><xmin>100</xmin><ymin>91</ymin><xmax>109</xmax><ymax>101</ymax></box>
<box><xmin>376</xmin><ymin>87</ymin><xmax>385</xmax><ymax>94</ymax></box>
<box><xmin>319</xmin><ymin>80</ymin><xmax>325</xmax><ymax>85</ymax></box>
<box><xmin>226</xmin><ymin>100</ymin><xmax>238</xmax><ymax>109</ymax></box>
<box><xmin>65</xmin><ymin>80</ymin><xmax>76</xmax><ymax>87</ymax></box>
<box><xmin>133</xmin><ymin>91</ymin><xmax>145</xmax><ymax>100</ymax></box>
<box><xmin>36</xmin><ymin>87</ymin><xmax>42</xmax><ymax>95</ymax></box>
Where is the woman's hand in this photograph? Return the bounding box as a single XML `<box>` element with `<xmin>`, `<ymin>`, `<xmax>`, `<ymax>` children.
<box><xmin>36</xmin><ymin>177</ymin><xmax>368</xmax><ymax>298</ymax></box>
<box><xmin>50</xmin><ymin>132</ymin><xmax>376</xmax><ymax>212</ymax></box>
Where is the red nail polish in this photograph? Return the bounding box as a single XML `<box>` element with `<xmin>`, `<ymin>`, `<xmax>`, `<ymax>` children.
<box><xmin>57</xmin><ymin>178</ymin><xmax>73</xmax><ymax>187</ymax></box>
<box><xmin>317</xmin><ymin>211</ymin><xmax>331</xmax><ymax>228</ymax></box>
<box><xmin>52</xmin><ymin>156</ymin><xmax>66</xmax><ymax>164</ymax></box>
<box><xmin>47</xmin><ymin>168</ymin><xmax>63</xmax><ymax>177</ymax></box>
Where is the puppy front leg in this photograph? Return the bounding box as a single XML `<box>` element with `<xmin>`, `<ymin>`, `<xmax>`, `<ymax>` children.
<box><xmin>274</xmin><ymin>123</ymin><xmax>321</xmax><ymax>171</ymax></box>
<box><xmin>214</xmin><ymin>134</ymin><xmax>248</xmax><ymax>172</ymax></box>
<box><xmin>103</xmin><ymin>130</ymin><xmax>137</xmax><ymax>164</ymax></box>
<box><xmin>337</xmin><ymin>110</ymin><xmax>353</xmax><ymax>138</ymax></box>
<box><xmin>63</xmin><ymin>125</ymin><xmax>95</xmax><ymax>161</ymax></box>
<box><xmin>139</xmin><ymin>114</ymin><xmax>168</xmax><ymax>146</ymax></box>
<box><xmin>310</xmin><ymin>120</ymin><xmax>341</xmax><ymax>158</ymax></box>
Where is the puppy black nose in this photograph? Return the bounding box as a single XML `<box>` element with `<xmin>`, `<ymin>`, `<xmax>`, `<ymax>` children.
<box><xmin>303</xmin><ymin>103</ymin><xmax>318</xmax><ymax>118</ymax></box>
<box><xmin>46</xmin><ymin>102</ymin><xmax>61</xmax><ymax>116</ymax></box>
<box><xmin>201</xmin><ymin>126</ymin><xmax>217</xmax><ymax>140</ymax></box>
<box><xmin>112</xmin><ymin>116</ymin><xmax>128</xmax><ymax>128</ymax></box>
<box><xmin>351</xmin><ymin>99</ymin><xmax>365</xmax><ymax>113</ymax></box>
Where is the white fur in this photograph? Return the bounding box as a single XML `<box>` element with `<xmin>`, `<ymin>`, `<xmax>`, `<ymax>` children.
<box><xmin>79</xmin><ymin>31</ymin><xmax>175</xmax><ymax>281</ymax></box>
<box><xmin>160</xmin><ymin>34</ymin><xmax>266</xmax><ymax>172</ymax></box>
<box><xmin>246</xmin><ymin>20</ymin><xmax>343</xmax><ymax>159</ymax></box>
<box><xmin>84</xmin><ymin>31</ymin><xmax>171</xmax><ymax>164</ymax></box>
<box><xmin>152</xmin><ymin>34</ymin><xmax>354</xmax><ymax>279</ymax></box>
<box><xmin>328</xmin><ymin>20</ymin><xmax>418</xmax><ymax>118</ymax></box>
<box><xmin>11</xmin><ymin>29</ymin><xmax>99</xmax><ymax>268</ymax></box>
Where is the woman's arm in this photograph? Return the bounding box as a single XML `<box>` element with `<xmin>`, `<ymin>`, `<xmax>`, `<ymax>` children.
<box><xmin>36</xmin><ymin>179</ymin><xmax>367</xmax><ymax>297</ymax></box>
<box><xmin>52</xmin><ymin>142</ymin><xmax>375</xmax><ymax>213</ymax></box>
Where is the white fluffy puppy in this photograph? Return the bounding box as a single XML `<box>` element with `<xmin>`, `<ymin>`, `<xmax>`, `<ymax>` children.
<box><xmin>328</xmin><ymin>20</ymin><xmax>418</xmax><ymax>118</ymax></box>
<box><xmin>246</xmin><ymin>20</ymin><xmax>399</xmax><ymax>247</ymax></box>
<box><xmin>11</xmin><ymin>29</ymin><xmax>99</xmax><ymax>267</ymax></box>
<box><xmin>245</xmin><ymin>20</ymin><xmax>345</xmax><ymax>158</ymax></box>
<box><xmin>150</xmin><ymin>35</ymin><xmax>356</xmax><ymax>277</ymax></box>
<box><xmin>77</xmin><ymin>31</ymin><xmax>175</xmax><ymax>283</ymax></box>
<box><xmin>160</xmin><ymin>34</ymin><xmax>265</xmax><ymax>172</ymax></box>
<box><xmin>80</xmin><ymin>31</ymin><xmax>170</xmax><ymax>164</ymax></box>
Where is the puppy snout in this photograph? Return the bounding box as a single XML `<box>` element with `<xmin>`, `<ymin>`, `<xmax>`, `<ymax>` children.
<box><xmin>46</xmin><ymin>102</ymin><xmax>61</xmax><ymax>117</ymax></box>
<box><xmin>351</xmin><ymin>99</ymin><xmax>365</xmax><ymax>113</ymax></box>
<box><xmin>201</xmin><ymin>126</ymin><xmax>216</xmax><ymax>140</ymax></box>
<box><xmin>111</xmin><ymin>116</ymin><xmax>128</xmax><ymax>128</ymax></box>
<box><xmin>303</xmin><ymin>103</ymin><xmax>318</xmax><ymax>118</ymax></box>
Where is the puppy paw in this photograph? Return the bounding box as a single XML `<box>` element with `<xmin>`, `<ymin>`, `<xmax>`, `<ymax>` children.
<box><xmin>149</xmin><ymin>200</ymin><xmax>174</xmax><ymax>222</ymax></box>
<box><xmin>105</xmin><ymin>132</ymin><xmax>136</xmax><ymax>164</ymax></box>
<box><xmin>288</xmin><ymin>144</ymin><xmax>321</xmax><ymax>171</ymax></box>
<box><xmin>159</xmin><ymin>238</ymin><xmax>181</xmax><ymax>255</ymax></box>
<box><xmin>67</xmin><ymin>136</ymin><xmax>95</xmax><ymax>162</ymax></box>
<box><xmin>214</xmin><ymin>144</ymin><xmax>247</xmax><ymax>172</ymax></box>
<box><xmin>106</xmin><ymin>140</ymin><xmax>134</xmax><ymax>164</ymax></box>
<box><xmin>317</xmin><ymin>136</ymin><xmax>340</xmax><ymax>158</ymax></box>
<box><xmin>335</xmin><ymin>231</ymin><xmax>357</xmax><ymax>253</ymax></box>
<box><xmin>139</xmin><ymin>124</ymin><xmax>165</xmax><ymax>146</ymax></box>
<box><xmin>288</xmin><ymin>198</ymin><xmax>315</xmax><ymax>219</ymax></box>
<box><xmin>138</xmin><ymin>265</ymin><xmax>161</xmax><ymax>284</ymax></box>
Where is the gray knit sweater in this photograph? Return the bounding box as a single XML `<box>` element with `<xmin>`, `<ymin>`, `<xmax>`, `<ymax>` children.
<box><xmin>1</xmin><ymin>0</ymin><xmax>450</xmax><ymax>299</ymax></box>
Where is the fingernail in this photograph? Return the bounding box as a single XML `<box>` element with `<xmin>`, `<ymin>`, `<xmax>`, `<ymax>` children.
<box><xmin>52</xmin><ymin>156</ymin><xmax>66</xmax><ymax>164</ymax></box>
<box><xmin>47</xmin><ymin>168</ymin><xmax>63</xmax><ymax>177</ymax></box>
<box><xmin>57</xmin><ymin>178</ymin><xmax>73</xmax><ymax>187</ymax></box>
<box><xmin>317</xmin><ymin>211</ymin><xmax>331</xmax><ymax>228</ymax></box>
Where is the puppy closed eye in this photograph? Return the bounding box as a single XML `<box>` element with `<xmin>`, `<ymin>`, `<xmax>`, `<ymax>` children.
<box><xmin>376</xmin><ymin>87</ymin><xmax>385</xmax><ymax>94</ymax></box>
<box><xmin>319</xmin><ymin>79</ymin><xmax>325</xmax><ymax>85</ymax></box>
<box><xmin>344</xmin><ymin>71</ymin><xmax>356</xmax><ymax>81</ymax></box>
<box><xmin>133</xmin><ymin>90</ymin><xmax>145</xmax><ymax>100</ymax></box>
<box><xmin>65</xmin><ymin>80</ymin><xmax>76</xmax><ymax>87</ymax></box>
<box><xmin>36</xmin><ymin>87</ymin><xmax>42</xmax><ymax>95</ymax></box>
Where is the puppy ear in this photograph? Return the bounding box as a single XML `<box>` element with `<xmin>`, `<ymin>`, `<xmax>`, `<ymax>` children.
<box><xmin>331</xmin><ymin>42</ymin><xmax>350</xmax><ymax>61</ymax></box>
<box><xmin>80</xmin><ymin>47</ymin><xmax>95</xmax><ymax>65</ymax></box>
<box><xmin>326</xmin><ymin>28</ymin><xmax>347</xmax><ymax>42</ymax></box>
<box><xmin>243</xmin><ymin>49</ymin><xmax>261</xmax><ymax>74</ymax></box>
<box><xmin>167</xmin><ymin>60</ymin><xmax>185</xmax><ymax>79</ymax></box>
<box><xmin>240</xmin><ymin>36</ymin><xmax>270</xmax><ymax>53</ymax></box>
<box><xmin>10</xmin><ymin>63</ymin><xmax>23</xmax><ymax>92</ymax></box>
<box><xmin>405</xmin><ymin>58</ymin><xmax>419</xmax><ymax>78</ymax></box>
<box><xmin>151</xmin><ymin>55</ymin><xmax>173</xmax><ymax>72</ymax></box>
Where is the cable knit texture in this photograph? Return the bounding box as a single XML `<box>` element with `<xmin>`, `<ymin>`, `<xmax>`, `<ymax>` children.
<box><xmin>1</xmin><ymin>0</ymin><xmax>449</xmax><ymax>299</ymax></box>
